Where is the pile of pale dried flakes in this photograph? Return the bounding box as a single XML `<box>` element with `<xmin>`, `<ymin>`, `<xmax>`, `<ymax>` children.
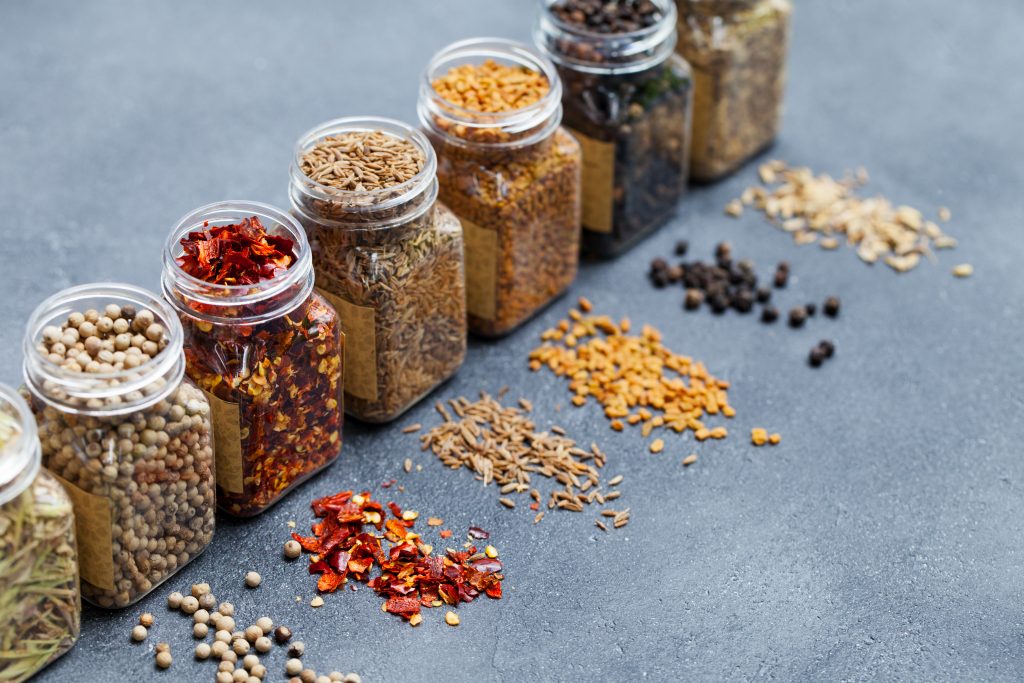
<box><xmin>419</xmin><ymin>393</ymin><xmax>628</xmax><ymax>529</ymax></box>
<box><xmin>529</xmin><ymin>300</ymin><xmax>735</xmax><ymax>443</ymax></box>
<box><xmin>726</xmin><ymin>160</ymin><xmax>971</xmax><ymax>276</ymax></box>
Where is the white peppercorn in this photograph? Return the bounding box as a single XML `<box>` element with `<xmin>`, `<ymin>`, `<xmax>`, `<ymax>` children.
<box><xmin>251</xmin><ymin>664</ymin><xmax>267</xmax><ymax>679</ymax></box>
<box><xmin>284</xmin><ymin>540</ymin><xmax>302</xmax><ymax>559</ymax></box>
<box><xmin>285</xmin><ymin>658</ymin><xmax>303</xmax><ymax>676</ymax></box>
<box><xmin>288</xmin><ymin>642</ymin><xmax>305</xmax><ymax>658</ymax></box>
<box><xmin>328</xmin><ymin>673</ymin><xmax>344</xmax><ymax>682</ymax></box>
<box><xmin>300</xmin><ymin>669</ymin><xmax>316</xmax><ymax>683</ymax></box>
<box><xmin>139</xmin><ymin>612</ymin><xmax>155</xmax><ymax>627</ymax></box>
<box><xmin>216</xmin><ymin>616</ymin><xmax>236</xmax><ymax>633</ymax></box>
<box><xmin>199</xmin><ymin>593</ymin><xmax>217</xmax><ymax>610</ymax></box>
<box><xmin>244</xmin><ymin>625</ymin><xmax>262</xmax><ymax>642</ymax></box>
<box><xmin>232</xmin><ymin>638</ymin><xmax>250</xmax><ymax>656</ymax></box>
<box><xmin>343</xmin><ymin>674</ymin><xmax>361</xmax><ymax>683</ymax></box>
<box><xmin>131</xmin><ymin>625</ymin><xmax>148</xmax><ymax>642</ymax></box>
<box><xmin>195</xmin><ymin>643</ymin><xmax>212</xmax><ymax>660</ymax></box>
<box><xmin>219</xmin><ymin>602</ymin><xmax>235</xmax><ymax>617</ymax></box>
<box><xmin>245</xmin><ymin>571</ymin><xmax>261</xmax><ymax>588</ymax></box>
<box><xmin>317</xmin><ymin>676</ymin><xmax>332</xmax><ymax>683</ymax></box>
<box><xmin>167</xmin><ymin>591</ymin><xmax>184</xmax><ymax>609</ymax></box>
<box><xmin>194</xmin><ymin>608</ymin><xmax>210</xmax><ymax>624</ymax></box>
<box><xmin>193</xmin><ymin>623</ymin><xmax>209</xmax><ymax>639</ymax></box>
<box><xmin>218</xmin><ymin>660</ymin><xmax>234</xmax><ymax>673</ymax></box>
<box><xmin>155</xmin><ymin>651</ymin><xmax>172</xmax><ymax>669</ymax></box>
<box><xmin>217</xmin><ymin>672</ymin><xmax>233</xmax><ymax>683</ymax></box>
<box><xmin>254</xmin><ymin>636</ymin><xmax>271</xmax><ymax>654</ymax></box>
<box><xmin>155</xmin><ymin>643</ymin><xmax>170</xmax><ymax>654</ymax></box>
<box><xmin>211</xmin><ymin>641</ymin><xmax>230</xmax><ymax>658</ymax></box>
<box><xmin>243</xmin><ymin>654</ymin><xmax>259</xmax><ymax>670</ymax></box>
<box><xmin>215</xmin><ymin>630</ymin><xmax>232</xmax><ymax>644</ymax></box>
<box><xmin>181</xmin><ymin>596</ymin><xmax>200</xmax><ymax>615</ymax></box>
<box><xmin>255</xmin><ymin>616</ymin><xmax>273</xmax><ymax>633</ymax></box>
<box><xmin>233</xmin><ymin>669</ymin><xmax>248</xmax><ymax>683</ymax></box>
<box><xmin>247</xmin><ymin>677</ymin><xmax>261</xmax><ymax>683</ymax></box>
<box><xmin>221</xmin><ymin>650</ymin><xmax>238</xmax><ymax>664</ymax></box>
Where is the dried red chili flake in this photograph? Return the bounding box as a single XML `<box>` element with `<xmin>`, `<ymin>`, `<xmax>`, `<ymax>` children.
<box><xmin>293</xmin><ymin>490</ymin><xmax>505</xmax><ymax>623</ymax></box>
<box><xmin>439</xmin><ymin>529</ymin><xmax>453</xmax><ymax>539</ymax></box>
<box><xmin>177</xmin><ymin>216</ymin><xmax>295</xmax><ymax>285</ymax></box>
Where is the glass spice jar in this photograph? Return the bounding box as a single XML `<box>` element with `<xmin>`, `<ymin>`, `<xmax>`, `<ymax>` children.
<box><xmin>0</xmin><ymin>383</ymin><xmax>79</xmax><ymax>681</ymax></box>
<box><xmin>418</xmin><ymin>38</ymin><xmax>582</xmax><ymax>337</ymax></box>
<box><xmin>163</xmin><ymin>201</ymin><xmax>344</xmax><ymax>515</ymax></box>
<box><xmin>535</xmin><ymin>0</ymin><xmax>693</xmax><ymax>258</ymax></box>
<box><xmin>675</xmin><ymin>0</ymin><xmax>792</xmax><ymax>181</ymax></box>
<box><xmin>22</xmin><ymin>283</ymin><xmax>215</xmax><ymax>608</ymax></box>
<box><xmin>290</xmin><ymin>117</ymin><xmax>467</xmax><ymax>422</ymax></box>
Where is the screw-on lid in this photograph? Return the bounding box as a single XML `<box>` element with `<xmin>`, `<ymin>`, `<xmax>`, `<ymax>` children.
<box><xmin>0</xmin><ymin>383</ymin><xmax>41</xmax><ymax>505</ymax></box>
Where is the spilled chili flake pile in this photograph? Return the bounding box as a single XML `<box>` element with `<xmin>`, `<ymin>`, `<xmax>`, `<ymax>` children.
<box><xmin>177</xmin><ymin>215</ymin><xmax>295</xmax><ymax>284</ymax></box>
<box><xmin>291</xmin><ymin>490</ymin><xmax>504</xmax><ymax>626</ymax></box>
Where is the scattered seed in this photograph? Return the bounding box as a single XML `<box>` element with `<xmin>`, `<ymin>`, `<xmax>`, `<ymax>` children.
<box><xmin>195</xmin><ymin>643</ymin><xmax>212</xmax><ymax>660</ymax></box>
<box><xmin>167</xmin><ymin>591</ymin><xmax>183</xmax><ymax>610</ymax></box>
<box><xmin>751</xmin><ymin>428</ymin><xmax>768</xmax><ymax>446</ymax></box>
<box><xmin>131</xmin><ymin>625</ymin><xmax>148</xmax><ymax>642</ymax></box>
<box><xmin>608</xmin><ymin>475</ymin><xmax>623</xmax><ymax>486</ymax></box>
<box><xmin>682</xmin><ymin>454</ymin><xmax>697</xmax><ymax>466</ymax></box>
<box><xmin>284</xmin><ymin>539</ymin><xmax>302</xmax><ymax>559</ymax></box>
<box><xmin>310</xmin><ymin>596</ymin><xmax>324</xmax><ymax>608</ymax></box>
<box><xmin>498</xmin><ymin>497</ymin><xmax>516</xmax><ymax>509</ymax></box>
<box><xmin>445</xmin><ymin>611</ymin><xmax>460</xmax><ymax>626</ymax></box>
<box><xmin>402</xmin><ymin>423</ymin><xmax>422</xmax><ymax>434</ymax></box>
<box><xmin>274</xmin><ymin>626</ymin><xmax>293</xmax><ymax>644</ymax></box>
<box><xmin>952</xmin><ymin>263</ymin><xmax>973</xmax><ymax>278</ymax></box>
<box><xmin>155</xmin><ymin>650</ymin><xmax>172</xmax><ymax>669</ymax></box>
<box><xmin>244</xmin><ymin>572</ymin><xmax>261</xmax><ymax>588</ymax></box>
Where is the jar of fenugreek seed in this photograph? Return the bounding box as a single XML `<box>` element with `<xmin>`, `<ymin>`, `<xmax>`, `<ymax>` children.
<box><xmin>0</xmin><ymin>383</ymin><xmax>79</xmax><ymax>681</ymax></box>
<box><xmin>675</xmin><ymin>0</ymin><xmax>792</xmax><ymax>181</ymax></box>
<box><xmin>535</xmin><ymin>0</ymin><xmax>693</xmax><ymax>258</ymax></box>
<box><xmin>22</xmin><ymin>283</ymin><xmax>215</xmax><ymax>608</ymax></box>
<box><xmin>418</xmin><ymin>38</ymin><xmax>582</xmax><ymax>337</ymax></box>
<box><xmin>162</xmin><ymin>201</ymin><xmax>344</xmax><ymax>514</ymax></box>
<box><xmin>289</xmin><ymin>117</ymin><xmax>467</xmax><ymax>423</ymax></box>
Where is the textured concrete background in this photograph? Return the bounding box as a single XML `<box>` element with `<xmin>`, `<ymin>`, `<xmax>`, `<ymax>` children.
<box><xmin>2</xmin><ymin>1</ymin><xmax>1022</xmax><ymax>681</ymax></box>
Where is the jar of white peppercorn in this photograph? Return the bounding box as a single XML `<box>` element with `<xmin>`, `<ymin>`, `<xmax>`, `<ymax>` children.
<box><xmin>0</xmin><ymin>383</ymin><xmax>79</xmax><ymax>681</ymax></box>
<box><xmin>163</xmin><ymin>201</ymin><xmax>344</xmax><ymax>513</ymax></box>
<box><xmin>290</xmin><ymin>117</ymin><xmax>466</xmax><ymax>422</ymax></box>
<box><xmin>22</xmin><ymin>283</ymin><xmax>215</xmax><ymax>608</ymax></box>
<box><xmin>675</xmin><ymin>0</ymin><xmax>792</xmax><ymax>181</ymax></box>
<box><xmin>535</xmin><ymin>0</ymin><xmax>693</xmax><ymax>258</ymax></box>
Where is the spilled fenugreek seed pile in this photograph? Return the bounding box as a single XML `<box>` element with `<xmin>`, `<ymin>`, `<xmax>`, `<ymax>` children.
<box><xmin>300</xmin><ymin>130</ymin><xmax>425</xmax><ymax>191</ymax></box>
<box><xmin>529</xmin><ymin>300</ymin><xmax>734</xmax><ymax>443</ymax></box>
<box><xmin>419</xmin><ymin>393</ymin><xmax>627</xmax><ymax>526</ymax></box>
<box><xmin>728</xmin><ymin>160</ymin><xmax>960</xmax><ymax>274</ymax></box>
<box><xmin>431</xmin><ymin>59</ymin><xmax>550</xmax><ymax>113</ymax></box>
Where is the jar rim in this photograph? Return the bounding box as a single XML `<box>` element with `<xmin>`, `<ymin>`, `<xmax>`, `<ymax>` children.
<box><xmin>162</xmin><ymin>200</ymin><xmax>314</xmax><ymax>313</ymax></box>
<box><xmin>21</xmin><ymin>282</ymin><xmax>186</xmax><ymax>416</ymax></box>
<box><xmin>418</xmin><ymin>37</ymin><xmax>563</xmax><ymax>148</ymax></box>
<box><xmin>289</xmin><ymin>116</ymin><xmax>438</xmax><ymax>212</ymax></box>
<box><xmin>0</xmin><ymin>383</ymin><xmax>41</xmax><ymax>504</ymax></box>
<box><xmin>535</xmin><ymin>0</ymin><xmax>678</xmax><ymax>74</ymax></box>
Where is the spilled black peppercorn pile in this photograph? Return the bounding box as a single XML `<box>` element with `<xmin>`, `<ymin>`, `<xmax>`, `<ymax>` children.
<box><xmin>649</xmin><ymin>241</ymin><xmax>841</xmax><ymax>367</ymax></box>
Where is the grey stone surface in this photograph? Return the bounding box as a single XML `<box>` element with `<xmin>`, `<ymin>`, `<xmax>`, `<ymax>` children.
<box><xmin>1</xmin><ymin>0</ymin><xmax>1022</xmax><ymax>681</ymax></box>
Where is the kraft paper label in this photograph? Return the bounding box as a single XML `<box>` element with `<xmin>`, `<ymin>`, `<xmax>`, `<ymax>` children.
<box><xmin>204</xmin><ymin>390</ymin><xmax>244</xmax><ymax>494</ymax></box>
<box><xmin>316</xmin><ymin>287</ymin><xmax>378</xmax><ymax>402</ymax></box>
<box><xmin>461</xmin><ymin>217</ymin><xmax>498</xmax><ymax>321</ymax></box>
<box><xmin>52</xmin><ymin>472</ymin><xmax>114</xmax><ymax>591</ymax></box>
<box><xmin>572</xmin><ymin>129</ymin><xmax>615</xmax><ymax>234</ymax></box>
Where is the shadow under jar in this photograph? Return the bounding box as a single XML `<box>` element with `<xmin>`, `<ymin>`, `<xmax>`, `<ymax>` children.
<box><xmin>418</xmin><ymin>38</ymin><xmax>581</xmax><ymax>337</ymax></box>
<box><xmin>0</xmin><ymin>384</ymin><xmax>79</xmax><ymax>681</ymax></box>
<box><xmin>290</xmin><ymin>117</ymin><xmax>467</xmax><ymax>423</ymax></box>
<box><xmin>162</xmin><ymin>201</ymin><xmax>344</xmax><ymax>516</ymax></box>
<box><xmin>22</xmin><ymin>283</ymin><xmax>214</xmax><ymax>608</ymax></box>
<box><xmin>675</xmin><ymin>0</ymin><xmax>792</xmax><ymax>182</ymax></box>
<box><xmin>535</xmin><ymin>0</ymin><xmax>692</xmax><ymax>259</ymax></box>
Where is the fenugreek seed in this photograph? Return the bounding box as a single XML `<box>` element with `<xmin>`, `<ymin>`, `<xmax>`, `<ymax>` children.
<box><xmin>445</xmin><ymin>611</ymin><xmax>460</xmax><ymax>626</ymax></box>
<box><xmin>751</xmin><ymin>428</ymin><xmax>768</xmax><ymax>446</ymax></box>
<box><xmin>683</xmin><ymin>454</ymin><xmax>698</xmax><ymax>466</ymax></box>
<box><xmin>131</xmin><ymin>625</ymin><xmax>148</xmax><ymax>642</ymax></box>
<box><xmin>245</xmin><ymin>571</ymin><xmax>262</xmax><ymax>588</ymax></box>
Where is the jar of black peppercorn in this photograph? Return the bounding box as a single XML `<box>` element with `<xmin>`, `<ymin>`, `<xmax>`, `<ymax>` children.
<box><xmin>535</xmin><ymin>0</ymin><xmax>693</xmax><ymax>259</ymax></box>
<box><xmin>675</xmin><ymin>0</ymin><xmax>792</xmax><ymax>181</ymax></box>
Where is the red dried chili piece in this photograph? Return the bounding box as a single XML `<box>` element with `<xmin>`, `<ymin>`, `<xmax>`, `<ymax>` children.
<box><xmin>384</xmin><ymin>596</ymin><xmax>421</xmax><ymax>619</ymax></box>
<box><xmin>177</xmin><ymin>216</ymin><xmax>295</xmax><ymax>285</ymax></box>
<box><xmin>439</xmin><ymin>529</ymin><xmax>453</xmax><ymax>539</ymax></box>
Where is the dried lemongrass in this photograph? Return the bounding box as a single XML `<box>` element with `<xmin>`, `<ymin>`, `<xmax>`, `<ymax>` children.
<box><xmin>734</xmin><ymin>160</ymin><xmax>958</xmax><ymax>273</ymax></box>
<box><xmin>0</xmin><ymin>468</ymin><xmax>79</xmax><ymax>681</ymax></box>
<box><xmin>420</xmin><ymin>393</ymin><xmax>619</xmax><ymax>519</ymax></box>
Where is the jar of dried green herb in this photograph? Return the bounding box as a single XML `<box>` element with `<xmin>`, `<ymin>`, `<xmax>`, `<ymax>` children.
<box><xmin>22</xmin><ymin>283</ymin><xmax>215</xmax><ymax>608</ymax></box>
<box><xmin>290</xmin><ymin>117</ymin><xmax>467</xmax><ymax>423</ymax></box>
<box><xmin>418</xmin><ymin>38</ymin><xmax>582</xmax><ymax>337</ymax></box>
<box><xmin>535</xmin><ymin>0</ymin><xmax>692</xmax><ymax>258</ymax></box>
<box><xmin>163</xmin><ymin>202</ymin><xmax>344</xmax><ymax>513</ymax></box>
<box><xmin>0</xmin><ymin>384</ymin><xmax>79</xmax><ymax>681</ymax></box>
<box><xmin>675</xmin><ymin>0</ymin><xmax>792</xmax><ymax>181</ymax></box>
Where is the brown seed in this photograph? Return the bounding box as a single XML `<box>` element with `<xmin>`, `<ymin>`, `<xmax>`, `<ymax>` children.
<box><xmin>952</xmin><ymin>263</ymin><xmax>973</xmax><ymax>278</ymax></box>
<box><xmin>649</xmin><ymin>439</ymin><xmax>664</xmax><ymax>454</ymax></box>
<box><xmin>595</xmin><ymin>520</ymin><xmax>608</xmax><ymax>532</ymax></box>
<box><xmin>498</xmin><ymin>497</ymin><xmax>516</xmax><ymax>509</ymax></box>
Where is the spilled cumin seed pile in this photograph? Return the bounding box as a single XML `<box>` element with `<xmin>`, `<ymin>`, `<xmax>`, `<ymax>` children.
<box><xmin>728</xmin><ymin>160</ymin><xmax>959</xmax><ymax>274</ymax></box>
<box><xmin>530</xmin><ymin>299</ymin><xmax>735</xmax><ymax>442</ymax></box>
<box><xmin>300</xmin><ymin>130</ymin><xmax>425</xmax><ymax>192</ymax></box>
<box><xmin>420</xmin><ymin>393</ymin><xmax>627</xmax><ymax>527</ymax></box>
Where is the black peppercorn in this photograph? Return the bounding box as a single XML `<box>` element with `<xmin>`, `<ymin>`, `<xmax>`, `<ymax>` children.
<box><xmin>823</xmin><ymin>296</ymin><xmax>840</xmax><ymax>317</ymax></box>
<box><xmin>715</xmin><ymin>242</ymin><xmax>732</xmax><ymax>261</ymax></box>
<box><xmin>733</xmin><ymin>289</ymin><xmax>754</xmax><ymax>313</ymax></box>
<box><xmin>684</xmin><ymin>289</ymin><xmax>704</xmax><ymax>310</ymax></box>
<box><xmin>761</xmin><ymin>306</ymin><xmax>779</xmax><ymax>323</ymax></box>
<box><xmin>818</xmin><ymin>339</ymin><xmax>835</xmax><ymax>358</ymax></box>
<box><xmin>709</xmin><ymin>294</ymin><xmax>729</xmax><ymax>314</ymax></box>
<box><xmin>805</xmin><ymin>302</ymin><xmax>817</xmax><ymax>316</ymax></box>
<box><xmin>808</xmin><ymin>347</ymin><xmax>825</xmax><ymax>367</ymax></box>
<box><xmin>674</xmin><ymin>240</ymin><xmax>689</xmax><ymax>256</ymax></box>
<box><xmin>773</xmin><ymin>269</ymin><xmax>788</xmax><ymax>288</ymax></box>
<box><xmin>788</xmin><ymin>307</ymin><xmax>807</xmax><ymax>328</ymax></box>
<box><xmin>755</xmin><ymin>287</ymin><xmax>772</xmax><ymax>303</ymax></box>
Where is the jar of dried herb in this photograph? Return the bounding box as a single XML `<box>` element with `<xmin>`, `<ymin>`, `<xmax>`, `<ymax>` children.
<box><xmin>675</xmin><ymin>0</ymin><xmax>792</xmax><ymax>181</ymax></box>
<box><xmin>22</xmin><ymin>283</ymin><xmax>215</xmax><ymax>608</ymax></box>
<box><xmin>0</xmin><ymin>383</ymin><xmax>79</xmax><ymax>681</ymax></box>
<box><xmin>163</xmin><ymin>201</ymin><xmax>344</xmax><ymax>514</ymax></box>
<box><xmin>290</xmin><ymin>117</ymin><xmax>467</xmax><ymax>422</ymax></box>
<box><xmin>535</xmin><ymin>0</ymin><xmax>693</xmax><ymax>258</ymax></box>
<box><xmin>418</xmin><ymin>38</ymin><xmax>582</xmax><ymax>337</ymax></box>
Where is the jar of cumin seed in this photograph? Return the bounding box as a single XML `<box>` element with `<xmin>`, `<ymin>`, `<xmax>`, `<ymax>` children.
<box><xmin>418</xmin><ymin>38</ymin><xmax>582</xmax><ymax>338</ymax></box>
<box><xmin>535</xmin><ymin>0</ymin><xmax>693</xmax><ymax>258</ymax></box>
<box><xmin>289</xmin><ymin>117</ymin><xmax>467</xmax><ymax>423</ymax></box>
<box><xmin>675</xmin><ymin>0</ymin><xmax>792</xmax><ymax>181</ymax></box>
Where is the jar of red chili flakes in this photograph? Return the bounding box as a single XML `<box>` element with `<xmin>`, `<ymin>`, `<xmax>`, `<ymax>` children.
<box><xmin>289</xmin><ymin>117</ymin><xmax>467</xmax><ymax>424</ymax></box>
<box><xmin>418</xmin><ymin>38</ymin><xmax>582</xmax><ymax>338</ymax></box>
<box><xmin>162</xmin><ymin>201</ymin><xmax>344</xmax><ymax>516</ymax></box>
<box><xmin>22</xmin><ymin>283</ymin><xmax>214</xmax><ymax>608</ymax></box>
